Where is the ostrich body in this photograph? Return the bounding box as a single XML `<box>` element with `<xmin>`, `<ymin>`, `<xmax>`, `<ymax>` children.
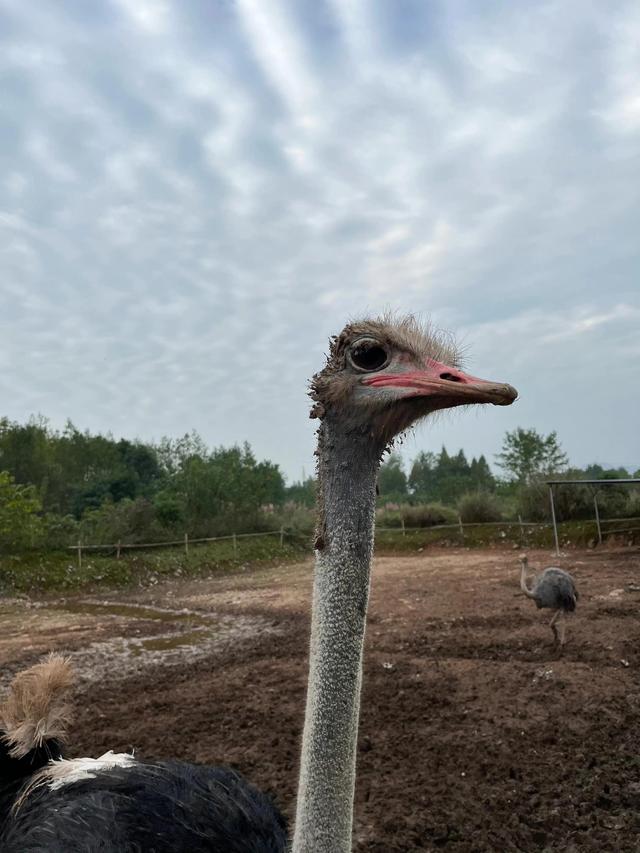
<box><xmin>519</xmin><ymin>554</ymin><xmax>578</xmax><ymax>646</ymax></box>
<box><xmin>1</xmin><ymin>316</ymin><xmax>516</xmax><ymax>852</ymax></box>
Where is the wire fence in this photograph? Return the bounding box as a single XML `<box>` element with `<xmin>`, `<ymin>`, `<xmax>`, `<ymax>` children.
<box><xmin>68</xmin><ymin>515</ymin><xmax>640</xmax><ymax>567</ymax></box>
<box><xmin>68</xmin><ymin>528</ymin><xmax>289</xmax><ymax>568</ymax></box>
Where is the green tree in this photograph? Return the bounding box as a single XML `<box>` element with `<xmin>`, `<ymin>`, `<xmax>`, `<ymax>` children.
<box><xmin>378</xmin><ymin>453</ymin><xmax>408</xmax><ymax>501</ymax></box>
<box><xmin>469</xmin><ymin>455</ymin><xmax>495</xmax><ymax>491</ymax></box>
<box><xmin>495</xmin><ymin>428</ymin><xmax>568</xmax><ymax>484</ymax></box>
<box><xmin>408</xmin><ymin>451</ymin><xmax>437</xmax><ymax>500</ymax></box>
<box><xmin>583</xmin><ymin>463</ymin><xmax>630</xmax><ymax>480</ymax></box>
<box><xmin>0</xmin><ymin>471</ymin><xmax>43</xmax><ymax>551</ymax></box>
<box><xmin>285</xmin><ymin>477</ymin><xmax>317</xmax><ymax>507</ymax></box>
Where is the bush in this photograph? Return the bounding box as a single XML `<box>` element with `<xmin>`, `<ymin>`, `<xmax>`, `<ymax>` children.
<box><xmin>516</xmin><ymin>477</ymin><xmax>640</xmax><ymax>523</ymax></box>
<box><xmin>624</xmin><ymin>490</ymin><xmax>640</xmax><ymax>518</ymax></box>
<box><xmin>42</xmin><ymin>513</ymin><xmax>79</xmax><ymax>549</ymax></box>
<box><xmin>457</xmin><ymin>491</ymin><xmax>503</xmax><ymax>523</ymax></box>
<box><xmin>0</xmin><ymin>471</ymin><xmax>43</xmax><ymax>552</ymax></box>
<box><xmin>79</xmin><ymin>498</ymin><xmax>160</xmax><ymax>545</ymax></box>
<box><xmin>271</xmin><ymin>502</ymin><xmax>315</xmax><ymax>536</ymax></box>
<box><xmin>376</xmin><ymin>503</ymin><xmax>458</xmax><ymax>529</ymax></box>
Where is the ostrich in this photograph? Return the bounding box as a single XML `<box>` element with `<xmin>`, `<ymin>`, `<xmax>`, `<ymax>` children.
<box><xmin>1</xmin><ymin>315</ymin><xmax>516</xmax><ymax>852</ymax></box>
<box><xmin>519</xmin><ymin>554</ymin><xmax>578</xmax><ymax>646</ymax></box>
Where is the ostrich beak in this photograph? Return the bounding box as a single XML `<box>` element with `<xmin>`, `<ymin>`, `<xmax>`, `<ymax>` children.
<box><xmin>362</xmin><ymin>358</ymin><xmax>518</xmax><ymax>407</ymax></box>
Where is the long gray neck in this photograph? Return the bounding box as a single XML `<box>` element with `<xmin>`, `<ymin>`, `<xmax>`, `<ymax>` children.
<box><xmin>520</xmin><ymin>562</ymin><xmax>535</xmax><ymax>598</ymax></box>
<box><xmin>292</xmin><ymin>418</ymin><xmax>381</xmax><ymax>853</ymax></box>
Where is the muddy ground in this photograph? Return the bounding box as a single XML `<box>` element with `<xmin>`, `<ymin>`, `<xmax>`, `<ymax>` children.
<box><xmin>2</xmin><ymin>546</ymin><xmax>640</xmax><ymax>852</ymax></box>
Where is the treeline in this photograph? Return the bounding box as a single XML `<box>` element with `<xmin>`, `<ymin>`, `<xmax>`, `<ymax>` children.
<box><xmin>0</xmin><ymin>418</ymin><xmax>638</xmax><ymax>554</ymax></box>
<box><xmin>0</xmin><ymin>417</ymin><xmax>292</xmax><ymax>552</ymax></box>
<box><xmin>379</xmin><ymin>449</ymin><xmax>495</xmax><ymax>504</ymax></box>
<box><xmin>376</xmin><ymin>428</ymin><xmax>639</xmax><ymax>525</ymax></box>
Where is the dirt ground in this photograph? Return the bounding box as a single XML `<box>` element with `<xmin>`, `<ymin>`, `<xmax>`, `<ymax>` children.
<box><xmin>2</xmin><ymin>546</ymin><xmax>640</xmax><ymax>852</ymax></box>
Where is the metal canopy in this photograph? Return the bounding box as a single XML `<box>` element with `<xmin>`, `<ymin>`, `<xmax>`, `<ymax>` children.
<box><xmin>545</xmin><ymin>478</ymin><xmax>640</xmax><ymax>555</ymax></box>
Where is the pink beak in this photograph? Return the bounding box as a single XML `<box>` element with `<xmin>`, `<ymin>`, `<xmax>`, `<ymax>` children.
<box><xmin>362</xmin><ymin>358</ymin><xmax>518</xmax><ymax>407</ymax></box>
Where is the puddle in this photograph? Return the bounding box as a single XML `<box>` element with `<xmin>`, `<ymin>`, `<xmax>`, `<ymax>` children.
<box><xmin>52</xmin><ymin>600</ymin><xmax>213</xmax><ymax>627</ymax></box>
<box><xmin>1</xmin><ymin>596</ymin><xmax>282</xmax><ymax>689</ymax></box>
<box><xmin>130</xmin><ymin>628</ymin><xmax>217</xmax><ymax>654</ymax></box>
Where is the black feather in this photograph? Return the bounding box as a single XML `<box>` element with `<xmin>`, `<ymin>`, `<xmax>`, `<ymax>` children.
<box><xmin>1</xmin><ymin>760</ymin><xmax>287</xmax><ymax>853</ymax></box>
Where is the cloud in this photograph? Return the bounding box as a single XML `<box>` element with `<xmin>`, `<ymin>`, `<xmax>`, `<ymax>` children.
<box><xmin>0</xmin><ymin>0</ymin><xmax>638</xmax><ymax>480</ymax></box>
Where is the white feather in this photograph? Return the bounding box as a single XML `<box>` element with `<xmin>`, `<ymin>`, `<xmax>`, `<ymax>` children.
<box><xmin>46</xmin><ymin>750</ymin><xmax>136</xmax><ymax>790</ymax></box>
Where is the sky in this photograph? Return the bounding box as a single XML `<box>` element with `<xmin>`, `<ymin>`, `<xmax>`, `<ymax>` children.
<box><xmin>1</xmin><ymin>0</ymin><xmax>638</xmax><ymax>482</ymax></box>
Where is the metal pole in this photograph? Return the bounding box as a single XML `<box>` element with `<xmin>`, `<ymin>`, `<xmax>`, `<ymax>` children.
<box><xmin>518</xmin><ymin>514</ymin><xmax>524</xmax><ymax>545</ymax></box>
<box><xmin>549</xmin><ymin>485</ymin><xmax>560</xmax><ymax>557</ymax></box>
<box><xmin>233</xmin><ymin>532</ymin><xmax>237</xmax><ymax>557</ymax></box>
<box><xmin>458</xmin><ymin>514</ymin><xmax>465</xmax><ymax>544</ymax></box>
<box><xmin>184</xmin><ymin>532</ymin><xmax>189</xmax><ymax>556</ymax></box>
<box><xmin>77</xmin><ymin>539</ymin><xmax>82</xmax><ymax>570</ymax></box>
<box><xmin>279</xmin><ymin>526</ymin><xmax>284</xmax><ymax>547</ymax></box>
<box><xmin>593</xmin><ymin>492</ymin><xmax>603</xmax><ymax>545</ymax></box>
<box><xmin>401</xmin><ymin>516</ymin><xmax>406</xmax><ymax>537</ymax></box>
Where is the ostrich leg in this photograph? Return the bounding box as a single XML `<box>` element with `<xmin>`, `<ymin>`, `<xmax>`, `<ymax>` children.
<box><xmin>558</xmin><ymin>611</ymin><xmax>567</xmax><ymax>647</ymax></box>
<box><xmin>549</xmin><ymin>609</ymin><xmax>561</xmax><ymax>645</ymax></box>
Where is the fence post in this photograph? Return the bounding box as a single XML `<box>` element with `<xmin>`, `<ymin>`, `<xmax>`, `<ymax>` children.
<box><xmin>518</xmin><ymin>514</ymin><xmax>524</xmax><ymax>545</ymax></box>
<box><xmin>116</xmin><ymin>540</ymin><xmax>121</xmax><ymax>560</ymax></box>
<box><xmin>593</xmin><ymin>492</ymin><xmax>603</xmax><ymax>546</ymax></box>
<box><xmin>401</xmin><ymin>516</ymin><xmax>406</xmax><ymax>537</ymax></box>
<box><xmin>458</xmin><ymin>514</ymin><xmax>465</xmax><ymax>544</ymax></box>
<box><xmin>77</xmin><ymin>539</ymin><xmax>82</xmax><ymax>570</ymax></box>
<box><xmin>233</xmin><ymin>532</ymin><xmax>238</xmax><ymax>557</ymax></box>
<box><xmin>279</xmin><ymin>525</ymin><xmax>284</xmax><ymax>547</ymax></box>
<box><xmin>549</xmin><ymin>485</ymin><xmax>560</xmax><ymax>557</ymax></box>
<box><xmin>184</xmin><ymin>532</ymin><xmax>189</xmax><ymax>556</ymax></box>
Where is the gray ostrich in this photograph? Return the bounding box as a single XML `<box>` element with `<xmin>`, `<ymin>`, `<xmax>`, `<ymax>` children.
<box><xmin>519</xmin><ymin>554</ymin><xmax>578</xmax><ymax>646</ymax></box>
<box><xmin>1</xmin><ymin>315</ymin><xmax>517</xmax><ymax>853</ymax></box>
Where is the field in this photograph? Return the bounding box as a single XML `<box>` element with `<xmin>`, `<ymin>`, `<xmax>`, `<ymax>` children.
<box><xmin>2</xmin><ymin>546</ymin><xmax>640</xmax><ymax>852</ymax></box>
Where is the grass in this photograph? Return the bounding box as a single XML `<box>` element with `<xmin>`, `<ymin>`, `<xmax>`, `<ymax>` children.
<box><xmin>1</xmin><ymin>521</ymin><xmax>637</xmax><ymax>595</ymax></box>
<box><xmin>376</xmin><ymin>519</ymin><xmax>640</xmax><ymax>552</ymax></box>
<box><xmin>0</xmin><ymin>534</ymin><xmax>310</xmax><ymax>595</ymax></box>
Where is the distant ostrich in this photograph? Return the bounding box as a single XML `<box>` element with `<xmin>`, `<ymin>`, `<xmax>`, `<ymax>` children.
<box><xmin>0</xmin><ymin>315</ymin><xmax>516</xmax><ymax>853</ymax></box>
<box><xmin>519</xmin><ymin>554</ymin><xmax>578</xmax><ymax>646</ymax></box>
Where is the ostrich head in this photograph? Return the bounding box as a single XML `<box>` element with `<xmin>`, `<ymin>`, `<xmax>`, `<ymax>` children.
<box><xmin>310</xmin><ymin>315</ymin><xmax>517</xmax><ymax>447</ymax></box>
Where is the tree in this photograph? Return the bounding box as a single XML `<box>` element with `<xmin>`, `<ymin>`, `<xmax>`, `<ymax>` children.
<box><xmin>469</xmin><ymin>455</ymin><xmax>495</xmax><ymax>492</ymax></box>
<box><xmin>0</xmin><ymin>471</ymin><xmax>43</xmax><ymax>551</ymax></box>
<box><xmin>583</xmin><ymin>463</ymin><xmax>630</xmax><ymax>480</ymax></box>
<box><xmin>408</xmin><ymin>451</ymin><xmax>437</xmax><ymax>500</ymax></box>
<box><xmin>495</xmin><ymin>428</ymin><xmax>568</xmax><ymax>484</ymax></box>
<box><xmin>285</xmin><ymin>477</ymin><xmax>317</xmax><ymax>507</ymax></box>
<box><xmin>378</xmin><ymin>453</ymin><xmax>407</xmax><ymax>500</ymax></box>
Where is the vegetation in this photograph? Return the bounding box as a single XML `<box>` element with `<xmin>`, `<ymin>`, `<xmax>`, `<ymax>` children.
<box><xmin>495</xmin><ymin>427</ymin><xmax>568</xmax><ymax>483</ymax></box>
<box><xmin>0</xmin><ymin>415</ymin><xmax>637</xmax><ymax>594</ymax></box>
<box><xmin>457</xmin><ymin>491</ymin><xmax>503</xmax><ymax>524</ymax></box>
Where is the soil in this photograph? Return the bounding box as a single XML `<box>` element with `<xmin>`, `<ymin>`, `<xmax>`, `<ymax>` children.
<box><xmin>2</xmin><ymin>546</ymin><xmax>640</xmax><ymax>852</ymax></box>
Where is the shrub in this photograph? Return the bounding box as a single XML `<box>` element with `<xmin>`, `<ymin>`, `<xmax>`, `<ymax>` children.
<box><xmin>271</xmin><ymin>502</ymin><xmax>315</xmax><ymax>536</ymax></box>
<box><xmin>376</xmin><ymin>503</ymin><xmax>458</xmax><ymax>529</ymax></box>
<box><xmin>624</xmin><ymin>490</ymin><xmax>640</xmax><ymax>518</ymax></box>
<box><xmin>516</xmin><ymin>477</ymin><xmax>639</xmax><ymax>523</ymax></box>
<box><xmin>42</xmin><ymin>513</ymin><xmax>79</xmax><ymax>549</ymax></box>
<box><xmin>0</xmin><ymin>471</ymin><xmax>43</xmax><ymax>552</ymax></box>
<box><xmin>457</xmin><ymin>491</ymin><xmax>503</xmax><ymax>523</ymax></box>
<box><xmin>79</xmin><ymin>498</ymin><xmax>160</xmax><ymax>545</ymax></box>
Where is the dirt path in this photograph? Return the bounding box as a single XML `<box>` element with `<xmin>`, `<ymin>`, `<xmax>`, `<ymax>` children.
<box><xmin>2</xmin><ymin>547</ymin><xmax>640</xmax><ymax>851</ymax></box>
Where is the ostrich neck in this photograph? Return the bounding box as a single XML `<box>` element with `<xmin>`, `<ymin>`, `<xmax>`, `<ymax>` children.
<box><xmin>520</xmin><ymin>564</ymin><xmax>535</xmax><ymax>597</ymax></box>
<box><xmin>292</xmin><ymin>418</ymin><xmax>381</xmax><ymax>853</ymax></box>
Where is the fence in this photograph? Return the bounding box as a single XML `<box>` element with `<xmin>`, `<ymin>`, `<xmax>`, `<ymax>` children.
<box><xmin>547</xmin><ymin>477</ymin><xmax>640</xmax><ymax>555</ymax></box>
<box><xmin>69</xmin><ymin>514</ymin><xmax>640</xmax><ymax>568</ymax></box>
<box><xmin>69</xmin><ymin>527</ymin><xmax>288</xmax><ymax>569</ymax></box>
<box><xmin>377</xmin><ymin>515</ymin><xmax>640</xmax><ymax>534</ymax></box>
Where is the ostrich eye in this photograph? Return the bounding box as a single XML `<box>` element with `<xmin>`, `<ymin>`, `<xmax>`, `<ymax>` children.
<box><xmin>348</xmin><ymin>340</ymin><xmax>389</xmax><ymax>372</ymax></box>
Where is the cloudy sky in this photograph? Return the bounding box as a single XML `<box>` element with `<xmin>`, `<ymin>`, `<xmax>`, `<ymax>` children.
<box><xmin>1</xmin><ymin>0</ymin><xmax>638</xmax><ymax>481</ymax></box>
